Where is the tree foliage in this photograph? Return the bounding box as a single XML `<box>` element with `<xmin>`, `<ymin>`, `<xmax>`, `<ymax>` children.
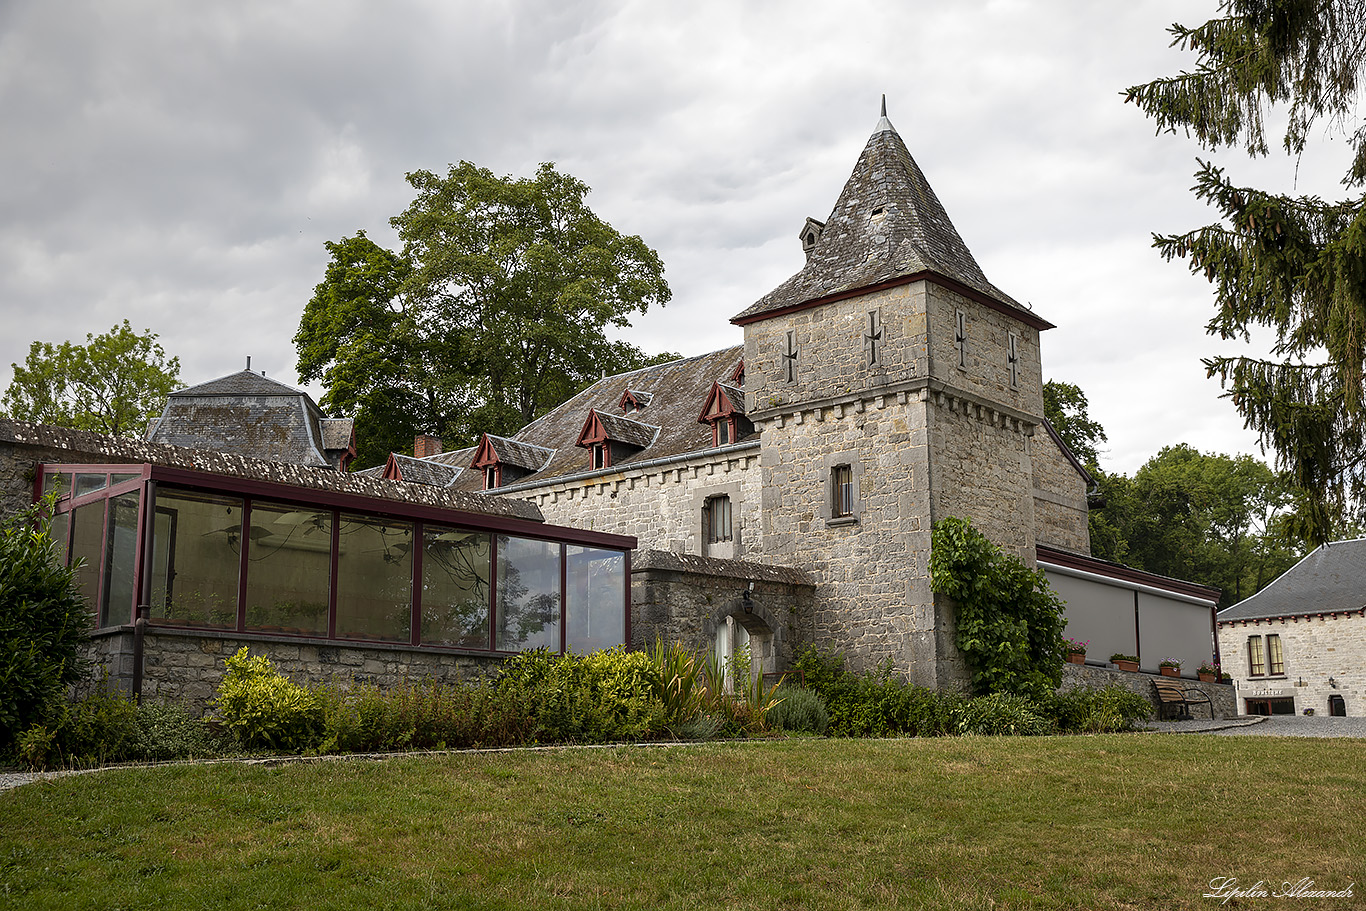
<box><xmin>929</xmin><ymin>516</ymin><xmax>1067</xmax><ymax>702</ymax></box>
<box><xmin>1126</xmin><ymin>1</ymin><xmax>1366</xmax><ymax>543</ymax></box>
<box><xmin>1043</xmin><ymin>379</ymin><xmax>1108</xmax><ymax>469</ymax></box>
<box><xmin>0</xmin><ymin>496</ymin><xmax>90</xmax><ymax>753</ymax></box>
<box><xmin>1089</xmin><ymin>444</ymin><xmax>1305</xmax><ymax>606</ymax></box>
<box><xmin>296</xmin><ymin>162</ymin><xmax>673</xmax><ymax>466</ymax></box>
<box><xmin>2</xmin><ymin>320</ymin><xmax>181</xmax><ymax>437</ymax></box>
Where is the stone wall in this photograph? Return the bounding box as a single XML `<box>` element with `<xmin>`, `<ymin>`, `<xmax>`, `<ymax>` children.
<box><xmin>1061</xmin><ymin>662</ymin><xmax>1237</xmax><ymax>719</ymax></box>
<box><xmin>86</xmin><ymin>627</ymin><xmax>505</xmax><ymax>711</ymax></box>
<box><xmin>630</xmin><ymin>549</ymin><xmax>816</xmax><ymax>676</ymax></box>
<box><xmin>1218</xmin><ymin>613</ymin><xmax>1366</xmax><ymax>716</ymax></box>
<box><xmin>924</xmin><ymin>283</ymin><xmax>1043</xmax><ymax>419</ymax></box>
<box><xmin>524</xmin><ymin>446</ymin><xmax>763</xmax><ymax>560</ymax></box>
<box><xmin>1029</xmin><ymin>432</ymin><xmax>1091</xmax><ymax>554</ymax></box>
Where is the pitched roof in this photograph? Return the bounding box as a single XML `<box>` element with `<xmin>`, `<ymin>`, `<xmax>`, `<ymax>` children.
<box><xmin>384</xmin><ymin>453</ymin><xmax>465</xmax><ymax>487</ymax></box>
<box><xmin>472</xmin><ymin>435</ymin><xmax>555</xmax><ymax>472</ymax></box>
<box><xmin>147</xmin><ymin>368</ymin><xmax>352</xmax><ymax>469</ymax></box>
<box><xmin>732</xmin><ymin>105</ymin><xmax>1049</xmax><ymax>329</ymax></box>
<box><xmin>579</xmin><ymin>410</ymin><xmax>659</xmax><ymax>449</ymax></box>
<box><xmin>448</xmin><ymin>345</ymin><xmax>748</xmax><ymax>491</ymax></box>
<box><xmin>1</xmin><ymin>419</ymin><xmax>540</xmax><ymax>522</ymax></box>
<box><xmin>1218</xmin><ymin>539</ymin><xmax>1366</xmax><ymax>622</ymax></box>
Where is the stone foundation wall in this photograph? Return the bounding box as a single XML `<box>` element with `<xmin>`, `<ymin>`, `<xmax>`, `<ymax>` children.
<box><xmin>1061</xmin><ymin>662</ymin><xmax>1237</xmax><ymax>719</ymax></box>
<box><xmin>87</xmin><ymin>627</ymin><xmax>505</xmax><ymax>711</ymax></box>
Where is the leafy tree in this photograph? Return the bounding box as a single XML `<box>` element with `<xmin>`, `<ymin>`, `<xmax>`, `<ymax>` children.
<box><xmin>1089</xmin><ymin>444</ymin><xmax>1303</xmax><ymax>606</ymax></box>
<box><xmin>297</xmin><ymin>162</ymin><xmax>672</xmax><ymax>467</ymax></box>
<box><xmin>2</xmin><ymin>321</ymin><xmax>181</xmax><ymax>437</ymax></box>
<box><xmin>929</xmin><ymin>516</ymin><xmax>1067</xmax><ymax>702</ymax></box>
<box><xmin>1126</xmin><ymin>1</ymin><xmax>1366</xmax><ymax>543</ymax></box>
<box><xmin>0</xmin><ymin>496</ymin><xmax>90</xmax><ymax>754</ymax></box>
<box><xmin>1043</xmin><ymin>379</ymin><xmax>1108</xmax><ymax>469</ymax></box>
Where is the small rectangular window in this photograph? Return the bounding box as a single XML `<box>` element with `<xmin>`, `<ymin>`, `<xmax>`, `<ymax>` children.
<box><xmin>484</xmin><ymin>465</ymin><xmax>499</xmax><ymax>490</ymax></box>
<box><xmin>592</xmin><ymin>444</ymin><xmax>608</xmax><ymax>469</ymax></box>
<box><xmin>1267</xmin><ymin>634</ymin><xmax>1284</xmax><ymax>675</ymax></box>
<box><xmin>1248</xmin><ymin>635</ymin><xmax>1265</xmax><ymax>676</ymax></box>
<box><xmin>1007</xmin><ymin>332</ymin><xmax>1019</xmax><ymax>388</ymax></box>
<box><xmin>955</xmin><ymin>310</ymin><xmax>968</xmax><ymax>369</ymax></box>
<box><xmin>706</xmin><ymin>496</ymin><xmax>732</xmax><ymax>543</ymax></box>
<box><xmin>832</xmin><ymin>465</ymin><xmax>854</xmax><ymax>519</ymax></box>
<box><xmin>716</xmin><ymin>419</ymin><xmax>731</xmax><ymax>446</ymax></box>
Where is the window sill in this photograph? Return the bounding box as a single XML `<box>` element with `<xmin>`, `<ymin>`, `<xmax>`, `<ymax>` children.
<box><xmin>826</xmin><ymin>516</ymin><xmax>859</xmax><ymax>528</ymax></box>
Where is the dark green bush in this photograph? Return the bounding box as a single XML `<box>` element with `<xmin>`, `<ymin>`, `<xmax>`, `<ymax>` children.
<box><xmin>318</xmin><ymin>679</ymin><xmax>534</xmax><ymax>753</ymax></box>
<box><xmin>954</xmin><ymin>693</ymin><xmax>1055</xmax><ymax>736</ymax></box>
<box><xmin>765</xmin><ymin>686</ymin><xmax>829</xmax><ymax>735</ymax></box>
<box><xmin>1047</xmin><ymin>687</ymin><xmax>1152</xmax><ymax>733</ymax></box>
<box><xmin>132</xmin><ymin>700</ymin><xmax>232</xmax><ymax>761</ymax></box>
<box><xmin>0</xmin><ymin>497</ymin><xmax>90</xmax><ymax>753</ymax></box>
<box><xmin>792</xmin><ymin>648</ymin><xmax>962</xmax><ymax>737</ymax></box>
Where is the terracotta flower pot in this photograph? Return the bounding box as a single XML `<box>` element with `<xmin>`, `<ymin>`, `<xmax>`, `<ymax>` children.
<box><xmin>1198</xmin><ymin>672</ymin><xmax>1216</xmax><ymax>683</ymax></box>
<box><xmin>1066</xmin><ymin>652</ymin><xmax>1086</xmax><ymax>665</ymax></box>
<box><xmin>1113</xmin><ymin>659</ymin><xmax>1139</xmax><ymax>673</ymax></box>
<box><xmin>1160</xmin><ymin>665</ymin><xmax>1180</xmax><ymax>677</ymax></box>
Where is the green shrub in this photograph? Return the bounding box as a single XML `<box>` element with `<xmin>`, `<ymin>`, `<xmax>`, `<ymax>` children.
<box><xmin>1047</xmin><ymin>687</ymin><xmax>1152</xmax><ymax>733</ymax></box>
<box><xmin>0</xmin><ymin>497</ymin><xmax>90</xmax><ymax>753</ymax></box>
<box><xmin>213</xmin><ymin>647</ymin><xmax>323</xmax><ymax>752</ymax></box>
<box><xmin>930</xmin><ymin>516</ymin><xmax>1067</xmax><ymax>701</ymax></box>
<box><xmin>316</xmin><ymin>678</ymin><xmax>534</xmax><ymax>753</ymax></box>
<box><xmin>954</xmin><ymin>693</ymin><xmax>1055</xmax><ymax>736</ymax></box>
<box><xmin>765</xmin><ymin>686</ymin><xmax>829</xmax><ymax>735</ymax></box>
<box><xmin>495</xmin><ymin>648</ymin><xmax>665</xmax><ymax>743</ymax></box>
<box><xmin>132</xmin><ymin>700</ymin><xmax>232</xmax><ymax>761</ymax></box>
<box><xmin>793</xmin><ymin>648</ymin><xmax>962</xmax><ymax>738</ymax></box>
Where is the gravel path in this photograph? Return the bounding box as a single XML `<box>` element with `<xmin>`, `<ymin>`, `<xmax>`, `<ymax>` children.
<box><xmin>4</xmin><ymin>716</ymin><xmax>1364</xmax><ymax>792</ymax></box>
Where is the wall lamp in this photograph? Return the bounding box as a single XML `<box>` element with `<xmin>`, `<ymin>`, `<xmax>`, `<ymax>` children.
<box><xmin>742</xmin><ymin>582</ymin><xmax>754</xmax><ymax>613</ymax></box>
<box><xmin>1329</xmin><ymin>677</ymin><xmax>1339</xmax><ymax>689</ymax></box>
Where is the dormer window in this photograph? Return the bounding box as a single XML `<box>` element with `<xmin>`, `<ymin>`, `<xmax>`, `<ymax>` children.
<box><xmin>730</xmin><ymin>359</ymin><xmax>745</xmax><ymax>387</ymax></box>
<box><xmin>799</xmin><ymin>217</ymin><xmax>825</xmax><ymax>259</ymax></box>
<box><xmin>484</xmin><ymin>465</ymin><xmax>500</xmax><ymax>490</ymax></box>
<box><xmin>577</xmin><ymin>409</ymin><xmax>656</xmax><ymax>470</ymax></box>
<box><xmin>470</xmin><ymin>434</ymin><xmax>554</xmax><ymax>491</ymax></box>
<box><xmin>698</xmin><ymin>381</ymin><xmax>750</xmax><ymax>448</ymax></box>
<box><xmin>619</xmin><ymin>389</ymin><xmax>653</xmax><ymax>414</ymax></box>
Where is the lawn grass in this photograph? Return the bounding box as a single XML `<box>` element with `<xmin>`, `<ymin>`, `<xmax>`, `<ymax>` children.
<box><xmin>1</xmin><ymin>734</ymin><xmax>1362</xmax><ymax>910</ymax></box>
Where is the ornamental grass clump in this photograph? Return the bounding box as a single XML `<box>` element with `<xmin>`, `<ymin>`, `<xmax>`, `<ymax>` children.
<box><xmin>764</xmin><ymin>686</ymin><xmax>829</xmax><ymax>735</ymax></box>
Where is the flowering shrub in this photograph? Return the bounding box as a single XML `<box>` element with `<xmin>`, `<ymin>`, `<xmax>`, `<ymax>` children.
<box><xmin>1065</xmin><ymin>638</ymin><xmax>1089</xmax><ymax>654</ymax></box>
<box><xmin>1159</xmin><ymin>657</ymin><xmax>1181</xmax><ymax>669</ymax></box>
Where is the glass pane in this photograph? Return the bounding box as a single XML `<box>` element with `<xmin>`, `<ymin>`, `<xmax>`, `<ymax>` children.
<box><xmin>149</xmin><ymin>489</ymin><xmax>242</xmax><ymax>629</ymax></box>
<box><xmin>495</xmin><ymin>535</ymin><xmax>560</xmax><ymax>652</ymax></box>
<box><xmin>244</xmin><ymin>502</ymin><xmax>332</xmax><ymax>636</ymax></box>
<box><xmin>43</xmin><ymin>471</ymin><xmax>69</xmax><ymax>501</ymax></box>
<box><xmin>110</xmin><ymin>473</ymin><xmax>140</xmax><ymax>486</ymax></box>
<box><xmin>99</xmin><ymin>491</ymin><xmax>141</xmax><ymax>627</ymax></box>
<box><xmin>69</xmin><ymin>500</ymin><xmax>106</xmax><ymax>620</ymax></box>
<box><xmin>421</xmin><ymin>527</ymin><xmax>491</xmax><ymax>648</ymax></box>
<box><xmin>335</xmin><ymin>514</ymin><xmax>412</xmax><ymax>643</ymax></box>
<box><xmin>74</xmin><ymin>473</ymin><xmax>108</xmax><ymax>498</ymax></box>
<box><xmin>49</xmin><ymin>511</ymin><xmax>71</xmax><ymax>566</ymax></box>
<box><xmin>565</xmin><ymin>546</ymin><xmax>625</xmax><ymax>654</ymax></box>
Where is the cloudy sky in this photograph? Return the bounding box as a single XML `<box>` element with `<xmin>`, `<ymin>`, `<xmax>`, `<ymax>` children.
<box><xmin>1</xmin><ymin>1</ymin><xmax>1350</xmax><ymax>474</ymax></box>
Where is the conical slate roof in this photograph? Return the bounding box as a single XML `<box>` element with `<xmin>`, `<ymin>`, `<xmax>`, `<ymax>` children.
<box><xmin>733</xmin><ymin>104</ymin><xmax>1045</xmax><ymax>326</ymax></box>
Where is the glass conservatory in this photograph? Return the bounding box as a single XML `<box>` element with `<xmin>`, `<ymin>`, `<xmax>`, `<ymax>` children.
<box><xmin>39</xmin><ymin>463</ymin><xmax>632</xmax><ymax>655</ymax></box>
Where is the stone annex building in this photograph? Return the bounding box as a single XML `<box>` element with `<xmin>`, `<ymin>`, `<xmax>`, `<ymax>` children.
<box><xmin>0</xmin><ymin>104</ymin><xmax>1228</xmax><ymax>709</ymax></box>
<box><xmin>374</xmin><ymin>104</ymin><xmax>1223</xmax><ymax>692</ymax></box>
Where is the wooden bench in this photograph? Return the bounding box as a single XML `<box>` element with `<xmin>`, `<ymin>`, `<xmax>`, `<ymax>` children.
<box><xmin>1152</xmin><ymin>677</ymin><xmax>1214</xmax><ymax>720</ymax></box>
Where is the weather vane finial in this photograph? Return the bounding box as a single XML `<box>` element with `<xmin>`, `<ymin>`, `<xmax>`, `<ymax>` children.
<box><xmin>881</xmin><ymin>94</ymin><xmax>887</xmax><ymax>117</ymax></box>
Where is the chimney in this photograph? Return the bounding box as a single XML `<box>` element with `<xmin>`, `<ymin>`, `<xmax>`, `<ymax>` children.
<box><xmin>414</xmin><ymin>434</ymin><xmax>443</xmax><ymax>459</ymax></box>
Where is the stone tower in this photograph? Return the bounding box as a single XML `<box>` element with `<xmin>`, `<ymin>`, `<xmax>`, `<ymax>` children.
<box><xmin>732</xmin><ymin>102</ymin><xmax>1057</xmax><ymax>687</ymax></box>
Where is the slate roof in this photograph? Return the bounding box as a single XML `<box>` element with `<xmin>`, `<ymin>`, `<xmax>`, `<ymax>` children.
<box><xmin>732</xmin><ymin>105</ymin><xmax>1049</xmax><ymax>328</ymax></box>
<box><xmin>1</xmin><ymin>419</ymin><xmax>540</xmax><ymax>522</ymax></box>
<box><xmin>385</xmin><ymin>454</ymin><xmax>465</xmax><ymax>488</ymax></box>
<box><xmin>588</xmin><ymin>411</ymin><xmax>659</xmax><ymax>449</ymax></box>
<box><xmin>478</xmin><ymin>436</ymin><xmax>556</xmax><ymax>472</ymax></box>
<box><xmin>1218</xmin><ymin>538</ymin><xmax>1366</xmax><ymax>621</ymax></box>
<box><xmin>146</xmin><ymin>368</ymin><xmax>354</xmax><ymax>469</ymax></box>
<box><xmin>445</xmin><ymin>345</ymin><xmax>748</xmax><ymax>491</ymax></box>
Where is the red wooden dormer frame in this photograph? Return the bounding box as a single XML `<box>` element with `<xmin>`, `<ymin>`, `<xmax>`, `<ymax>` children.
<box><xmin>697</xmin><ymin>382</ymin><xmax>740</xmax><ymax>447</ymax></box>
<box><xmin>729</xmin><ymin>359</ymin><xmax>745</xmax><ymax>385</ymax></box>
<box><xmin>470</xmin><ymin>434</ymin><xmax>503</xmax><ymax>490</ymax></box>
<box><xmin>618</xmin><ymin>390</ymin><xmax>646</xmax><ymax>414</ymax></box>
<box><xmin>575</xmin><ymin>410</ymin><xmax>613</xmax><ymax>469</ymax></box>
<box><xmin>380</xmin><ymin>453</ymin><xmax>404</xmax><ymax>482</ymax></box>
